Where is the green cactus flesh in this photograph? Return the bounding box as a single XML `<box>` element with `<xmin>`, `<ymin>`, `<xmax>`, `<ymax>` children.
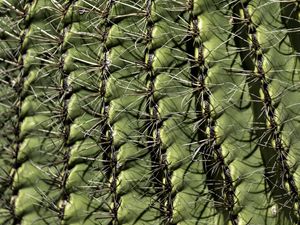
<box><xmin>0</xmin><ymin>0</ymin><xmax>300</xmax><ymax>224</ymax></box>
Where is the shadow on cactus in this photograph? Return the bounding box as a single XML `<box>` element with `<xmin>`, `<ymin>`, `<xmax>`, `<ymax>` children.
<box><xmin>0</xmin><ymin>0</ymin><xmax>299</xmax><ymax>224</ymax></box>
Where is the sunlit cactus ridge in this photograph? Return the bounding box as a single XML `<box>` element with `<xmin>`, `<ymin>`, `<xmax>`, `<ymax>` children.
<box><xmin>0</xmin><ymin>0</ymin><xmax>300</xmax><ymax>224</ymax></box>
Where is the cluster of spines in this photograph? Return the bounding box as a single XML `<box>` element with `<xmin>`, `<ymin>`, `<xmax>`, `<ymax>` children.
<box><xmin>143</xmin><ymin>0</ymin><xmax>175</xmax><ymax>222</ymax></box>
<box><xmin>0</xmin><ymin>1</ymin><xmax>29</xmax><ymax>223</ymax></box>
<box><xmin>186</xmin><ymin>1</ymin><xmax>237</xmax><ymax>223</ymax></box>
<box><xmin>1</xmin><ymin>0</ymin><xmax>116</xmax><ymax>224</ymax></box>
<box><xmin>57</xmin><ymin>1</ymin><xmax>74</xmax><ymax>222</ymax></box>
<box><xmin>100</xmin><ymin>1</ymin><xmax>120</xmax><ymax>224</ymax></box>
<box><xmin>231</xmin><ymin>0</ymin><xmax>300</xmax><ymax>222</ymax></box>
<box><xmin>1</xmin><ymin>0</ymin><xmax>300</xmax><ymax>225</ymax></box>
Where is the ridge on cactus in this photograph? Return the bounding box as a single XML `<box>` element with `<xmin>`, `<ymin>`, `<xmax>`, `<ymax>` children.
<box><xmin>0</xmin><ymin>0</ymin><xmax>299</xmax><ymax>224</ymax></box>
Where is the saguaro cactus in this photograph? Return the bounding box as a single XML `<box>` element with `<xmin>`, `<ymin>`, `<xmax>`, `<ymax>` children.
<box><xmin>0</xmin><ymin>0</ymin><xmax>299</xmax><ymax>224</ymax></box>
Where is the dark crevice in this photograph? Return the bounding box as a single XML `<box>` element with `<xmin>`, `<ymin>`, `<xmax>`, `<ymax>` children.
<box><xmin>232</xmin><ymin>1</ymin><xmax>300</xmax><ymax>222</ymax></box>
<box><xmin>186</xmin><ymin>1</ymin><xmax>237</xmax><ymax>224</ymax></box>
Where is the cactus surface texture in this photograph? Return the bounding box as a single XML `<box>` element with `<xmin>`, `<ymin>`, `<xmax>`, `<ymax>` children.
<box><xmin>0</xmin><ymin>0</ymin><xmax>300</xmax><ymax>224</ymax></box>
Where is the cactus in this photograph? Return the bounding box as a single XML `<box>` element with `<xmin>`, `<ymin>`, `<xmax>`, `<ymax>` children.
<box><xmin>0</xmin><ymin>0</ymin><xmax>299</xmax><ymax>224</ymax></box>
